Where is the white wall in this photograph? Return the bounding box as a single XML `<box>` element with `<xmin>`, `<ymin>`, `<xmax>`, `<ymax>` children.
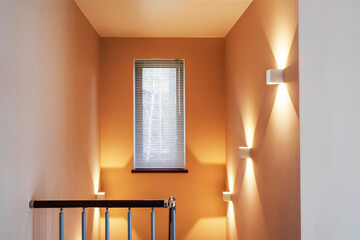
<box><xmin>299</xmin><ymin>0</ymin><xmax>360</xmax><ymax>239</ymax></box>
<box><xmin>0</xmin><ymin>0</ymin><xmax>100</xmax><ymax>239</ymax></box>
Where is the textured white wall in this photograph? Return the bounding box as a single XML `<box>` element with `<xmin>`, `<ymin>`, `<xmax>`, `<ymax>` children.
<box><xmin>299</xmin><ymin>0</ymin><xmax>360</xmax><ymax>239</ymax></box>
<box><xmin>0</xmin><ymin>0</ymin><xmax>100</xmax><ymax>239</ymax></box>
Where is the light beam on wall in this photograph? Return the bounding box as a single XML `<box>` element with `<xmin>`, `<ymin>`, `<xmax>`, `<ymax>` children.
<box><xmin>245</xmin><ymin>122</ymin><xmax>255</xmax><ymax>148</ymax></box>
<box><xmin>269</xmin><ymin>83</ymin><xmax>298</xmax><ymax>141</ymax></box>
<box><xmin>244</xmin><ymin>158</ymin><xmax>255</xmax><ymax>185</ymax></box>
<box><xmin>92</xmin><ymin>208</ymin><xmax>101</xmax><ymax>239</ymax></box>
<box><xmin>268</xmin><ymin>16</ymin><xmax>297</xmax><ymax>69</ymax></box>
<box><xmin>260</xmin><ymin>0</ymin><xmax>298</xmax><ymax>69</ymax></box>
<box><xmin>273</xmin><ymin>37</ymin><xmax>291</xmax><ymax>69</ymax></box>
<box><xmin>227</xmin><ymin>201</ymin><xmax>238</xmax><ymax>240</ymax></box>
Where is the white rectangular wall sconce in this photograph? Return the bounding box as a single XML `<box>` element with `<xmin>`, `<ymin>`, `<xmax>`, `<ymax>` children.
<box><xmin>96</xmin><ymin>192</ymin><xmax>105</xmax><ymax>200</ymax></box>
<box><xmin>223</xmin><ymin>192</ymin><xmax>232</xmax><ymax>202</ymax></box>
<box><xmin>239</xmin><ymin>147</ymin><xmax>251</xmax><ymax>158</ymax></box>
<box><xmin>266</xmin><ymin>69</ymin><xmax>284</xmax><ymax>85</ymax></box>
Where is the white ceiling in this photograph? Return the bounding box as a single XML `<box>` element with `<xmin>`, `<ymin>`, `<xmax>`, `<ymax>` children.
<box><xmin>74</xmin><ymin>0</ymin><xmax>253</xmax><ymax>37</ymax></box>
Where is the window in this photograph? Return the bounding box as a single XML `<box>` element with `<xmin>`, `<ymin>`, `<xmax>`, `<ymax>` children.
<box><xmin>134</xmin><ymin>59</ymin><xmax>185</xmax><ymax>170</ymax></box>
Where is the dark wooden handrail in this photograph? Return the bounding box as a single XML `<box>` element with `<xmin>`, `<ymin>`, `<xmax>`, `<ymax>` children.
<box><xmin>29</xmin><ymin>199</ymin><xmax>168</xmax><ymax>209</ymax></box>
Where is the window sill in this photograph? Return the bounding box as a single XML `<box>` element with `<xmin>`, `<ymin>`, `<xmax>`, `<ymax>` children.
<box><xmin>131</xmin><ymin>168</ymin><xmax>188</xmax><ymax>173</ymax></box>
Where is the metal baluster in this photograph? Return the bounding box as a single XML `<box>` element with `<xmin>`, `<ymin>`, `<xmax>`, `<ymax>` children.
<box><xmin>105</xmin><ymin>208</ymin><xmax>110</xmax><ymax>240</ymax></box>
<box><xmin>128</xmin><ymin>208</ymin><xmax>132</xmax><ymax>240</ymax></box>
<box><xmin>170</xmin><ymin>208</ymin><xmax>175</xmax><ymax>240</ymax></box>
<box><xmin>82</xmin><ymin>208</ymin><xmax>86</xmax><ymax>240</ymax></box>
<box><xmin>59</xmin><ymin>208</ymin><xmax>64</xmax><ymax>240</ymax></box>
<box><xmin>151</xmin><ymin>208</ymin><xmax>155</xmax><ymax>240</ymax></box>
<box><xmin>168</xmin><ymin>197</ymin><xmax>176</xmax><ymax>240</ymax></box>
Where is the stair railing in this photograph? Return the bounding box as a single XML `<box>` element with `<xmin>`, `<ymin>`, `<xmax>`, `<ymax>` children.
<box><xmin>29</xmin><ymin>196</ymin><xmax>176</xmax><ymax>240</ymax></box>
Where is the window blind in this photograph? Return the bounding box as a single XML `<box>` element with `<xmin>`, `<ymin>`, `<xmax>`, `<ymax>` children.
<box><xmin>134</xmin><ymin>59</ymin><xmax>185</xmax><ymax>169</ymax></box>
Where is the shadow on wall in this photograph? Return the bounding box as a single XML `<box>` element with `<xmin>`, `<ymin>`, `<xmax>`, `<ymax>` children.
<box><xmin>99</xmin><ymin>149</ymin><xmax>226</xmax><ymax>240</ymax></box>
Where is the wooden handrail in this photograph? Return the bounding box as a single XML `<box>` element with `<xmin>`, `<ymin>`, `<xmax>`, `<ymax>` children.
<box><xmin>29</xmin><ymin>199</ymin><xmax>168</xmax><ymax>209</ymax></box>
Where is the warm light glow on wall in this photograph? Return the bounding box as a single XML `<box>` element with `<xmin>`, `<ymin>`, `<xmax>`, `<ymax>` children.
<box><xmin>228</xmin><ymin>170</ymin><xmax>235</xmax><ymax>193</ymax></box>
<box><xmin>241</xmin><ymin>101</ymin><xmax>257</xmax><ymax>148</ymax></box>
<box><xmin>273</xmin><ymin>84</ymin><xmax>295</xmax><ymax>121</ymax></box>
<box><xmin>75</xmin><ymin>229</ymin><xmax>82</xmax><ymax>240</ymax></box>
<box><xmin>91</xmin><ymin>154</ymin><xmax>100</xmax><ymax>194</ymax></box>
<box><xmin>269</xmin><ymin>16</ymin><xmax>297</xmax><ymax>69</ymax></box>
<box><xmin>101</xmin><ymin>146</ymin><xmax>133</xmax><ymax>168</ymax></box>
<box><xmin>92</xmin><ymin>208</ymin><xmax>101</xmax><ymax>239</ymax></box>
<box><xmin>244</xmin><ymin>158</ymin><xmax>255</xmax><ymax>187</ymax></box>
<box><xmin>228</xmin><ymin>200</ymin><xmax>235</xmax><ymax>222</ymax></box>
<box><xmin>268</xmin><ymin>83</ymin><xmax>298</xmax><ymax>141</ymax></box>
<box><xmin>245</xmin><ymin>122</ymin><xmax>255</xmax><ymax>148</ymax></box>
<box><xmin>275</xmin><ymin>84</ymin><xmax>288</xmax><ymax>106</ymax></box>
<box><xmin>240</xmin><ymin>157</ymin><xmax>267</xmax><ymax>238</ymax></box>
<box><xmin>93</xmin><ymin>173</ymin><xmax>100</xmax><ymax>194</ymax></box>
<box><xmin>187</xmin><ymin>144</ymin><xmax>226</xmax><ymax>165</ymax></box>
<box><xmin>273</xmin><ymin>36</ymin><xmax>291</xmax><ymax>69</ymax></box>
<box><xmin>261</xmin><ymin>1</ymin><xmax>298</xmax><ymax>70</ymax></box>
<box><xmin>226</xmin><ymin>201</ymin><xmax>238</xmax><ymax>240</ymax></box>
<box><xmin>242</xmin><ymin>157</ymin><xmax>260</xmax><ymax>205</ymax></box>
<box><xmin>184</xmin><ymin>217</ymin><xmax>226</xmax><ymax>240</ymax></box>
<box><xmin>100</xmin><ymin>216</ymin><xmax>141</xmax><ymax>239</ymax></box>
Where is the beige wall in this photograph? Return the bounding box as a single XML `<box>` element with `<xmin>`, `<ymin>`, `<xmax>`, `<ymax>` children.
<box><xmin>99</xmin><ymin>38</ymin><xmax>227</xmax><ymax>239</ymax></box>
<box><xmin>225</xmin><ymin>0</ymin><xmax>300</xmax><ymax>239</ymax></box>
<box><xmin>0</xmin><ymin>0</ymin><xmax>100</xmax><ymax>239</ymax></box>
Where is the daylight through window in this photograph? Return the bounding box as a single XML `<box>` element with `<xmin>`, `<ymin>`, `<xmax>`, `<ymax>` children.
<box><xmin>134</xmin><ymin>59</ymin><xmax>185</xmax><ymax>169</ymax></box>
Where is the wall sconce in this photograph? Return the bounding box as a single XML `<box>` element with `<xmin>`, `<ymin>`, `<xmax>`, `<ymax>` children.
<box><xmin>239</xmin><ymin>147</ymin><xmax>251</xmax><ymax>158</ymax></box>
<box><xmin>266</xmin><ymin>69</ymin><xmax>284</xmax><ymax>85</ymax></box>
<box><xmin>223</xmin><ymin>192</ymin><xmax>232</xmax><ymax>202</ymax></box>
<box><xmin>96</xmin><ymin>192</ymin><xmax>105</xmax><ymax>200</ymax></box>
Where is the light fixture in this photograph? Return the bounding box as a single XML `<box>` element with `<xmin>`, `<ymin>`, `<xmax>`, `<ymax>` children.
<box><xmin>266</xmin><ymin>69</ymin><xmax>284</xmax><ymax>85</ymax></box>
<box><xmin>96</xmin><ymin>192</ymin><xmax>105</xmax><ymax>200</ymax></box>
<box><xmin>239</xmin><ymin>147</ymin><xmax>251</xmax><ymax>158</ymax></box>
<box><xmin>222</xmin><ymin>192</ymin><xmax>232</xmax><ymax>202</ymax></box>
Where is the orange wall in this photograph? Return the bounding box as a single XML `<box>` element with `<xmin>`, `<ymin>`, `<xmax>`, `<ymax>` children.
<box><xmin>99</xmin><ymin>38</ymin><xmax>227</xmax><ymax>239</ymax></box>
<box><xmin>225</xmin><ymin>0</ymin><xmax>300</xmax><ymax>239</ymax></box>
<box><xmin>0</xmin><ymin>0</ymin><xmax>100</xmax><ymax>239</ymax></box>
